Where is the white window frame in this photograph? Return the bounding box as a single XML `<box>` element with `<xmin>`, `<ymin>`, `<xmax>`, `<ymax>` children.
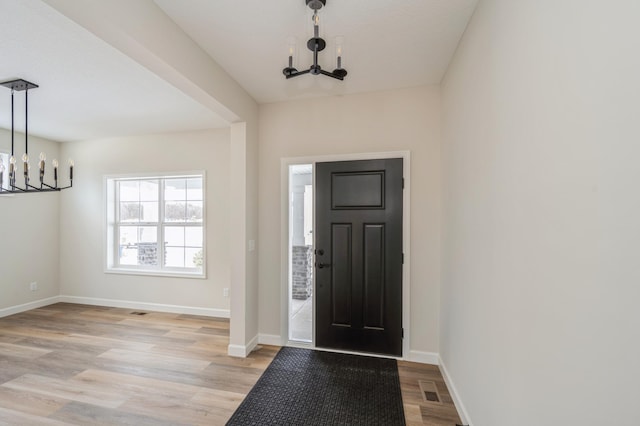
<box><xmin>104</xmin><ymin>171</ymin><xmax>206</xmax><ymax>279</ymax></box>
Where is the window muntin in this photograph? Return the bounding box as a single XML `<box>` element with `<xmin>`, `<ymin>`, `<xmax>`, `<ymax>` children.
<box><xmin>107</xmin><ymin>174</ymin><xmax>205</xmax><ymax>277</ymax></box>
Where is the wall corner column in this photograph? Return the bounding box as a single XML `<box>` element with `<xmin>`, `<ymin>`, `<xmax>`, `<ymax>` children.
<box><xmin>228</xmin><ymin>121</ymin><xmax>259</xmax><ymax>357</ymax></box>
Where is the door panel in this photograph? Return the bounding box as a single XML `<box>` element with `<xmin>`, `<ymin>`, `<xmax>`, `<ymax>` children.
<box><xmin>363</xmin><ymin>224</ymin><xmax>385</xmax><ymax>329</ymax></box>
<box><xmin>331</xmin><ymin>224</ymin><xmax>352</xmax><ymax>326</ymax></box>
<box><xmin>316</xmin><ymin>158</ymin><xmax>403</xmax><ymax>356</ymax></box>
<box><xmin>331</xmin><ymin>172</ymin><xmax>385</xmax><ymax>209</ymax></box>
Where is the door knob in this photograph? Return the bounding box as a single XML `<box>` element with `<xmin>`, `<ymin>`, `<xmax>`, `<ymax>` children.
<box><xmin>317</xmin><ymin>262</ymin><xmax>331</xmax><ymax>269</ymax></box>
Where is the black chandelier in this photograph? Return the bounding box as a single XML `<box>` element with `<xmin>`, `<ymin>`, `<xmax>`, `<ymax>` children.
<box><xmin>0</xmin><ymin>79</ymin><xmax>73</xmax><ymax>194</ymax></box>
<box><xmin>283</xmin><ymin>0</ymin><xmax>347</xmax><ymax>81</ymax></box>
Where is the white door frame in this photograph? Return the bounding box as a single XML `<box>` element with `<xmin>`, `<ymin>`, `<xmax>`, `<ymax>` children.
<box><xmin>280</xmin><ymin>150</ymin><xmax>411</xmax><ymax>359</ymax></box>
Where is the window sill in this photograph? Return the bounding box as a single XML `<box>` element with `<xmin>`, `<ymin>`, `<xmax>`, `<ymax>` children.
<box><xmin>105</xmin><ymin>268</ymin><xmax>206</xmax><ymax>280</ymax></box>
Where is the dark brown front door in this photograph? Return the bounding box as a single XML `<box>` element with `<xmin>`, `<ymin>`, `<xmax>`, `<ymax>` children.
<box><xmin>315</xmin><ymin>158</ymin><xmax>403</xmax><ymax>356</ymax></box>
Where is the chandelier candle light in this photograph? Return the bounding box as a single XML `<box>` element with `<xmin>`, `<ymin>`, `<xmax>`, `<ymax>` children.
<box><xmin>283</xmin><ymin>0</ymin><xmax>348</xmax><ymax>80</ymax></box>
<box><xmin>0</xmin><ymin>79</ymin><xmax>73</xmax><ymax>194</ymax></box>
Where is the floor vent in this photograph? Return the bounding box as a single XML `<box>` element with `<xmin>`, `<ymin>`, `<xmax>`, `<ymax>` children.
<box><xmin>418</xmin><ymin>380</ymin><xmax>442</xmax><ymax>405</ymax></box>
<box><xmin>130</xmin><ymin>312</ymin><xmax>148</xmax><ymax>316</ymax></box>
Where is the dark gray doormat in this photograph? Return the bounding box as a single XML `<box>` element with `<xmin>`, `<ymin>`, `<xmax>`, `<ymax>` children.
<box><xmin>227</xmin><ymin>347</ymin><xmax>406</xmax><ymax>426</ymax></box>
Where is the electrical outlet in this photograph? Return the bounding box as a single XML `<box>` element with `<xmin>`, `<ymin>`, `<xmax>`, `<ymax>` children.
<box><xmin>30</xmin><ymin>282</ymin><xmax>38</xmax><ymax>291</ymax></box>
<box><xmin>223</xmin><ymin>288</ymin><xmax>229</xmax><ymax>298</ymax></box>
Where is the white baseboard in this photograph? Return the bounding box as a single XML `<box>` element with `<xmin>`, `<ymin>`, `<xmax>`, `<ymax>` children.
<box><xmin>0</xmin><ymin>296</ymin><xmax>62</xmax><ymax>318</ymax></box>
<box><xmin>58</xmin><ymin>295</ymin><xmax>230</xmax><ymax>318</ymax></box>
<box><xmin>439</xmin><ymin>356</ymin><xmax>472</xmax><ymax>426</ymax></box>
<box><xmin>227</xmin><ymin>344</ymin><xmax>248</xmax><ymax>357</ymax></box>
<box><xmin>258</xmin><ymin>334</ymin><xmax>284</xmax><ymax>346</ymax></box>
<box><xmin>228</xmin><ymin>334</ymin><xmax>259</xmax><ymax>358</ymax></box>
<box><xmin>246</xmin><ymin>334</ymin><xmax>259</xmax><ymax>353</ymax></box>
<box><xmin>405</xmin><ymin>350</ymin><xmax>440</xmax><ymax>365</ymax></box>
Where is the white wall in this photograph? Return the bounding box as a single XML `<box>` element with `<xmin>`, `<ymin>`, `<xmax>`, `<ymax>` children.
<box><xmin>58</xmin><ymin>129</ymin><xmax>231</xmax><ymax>313</ymax></box>
<box><xmin>258</xmin><ymin>86</ymin><xmax>442</xmax><ymax>355</ymax></box>
<box><xmin>0</xmin><ymin>129</ymin><xmax>61</xmax><ymax>310</ymax></box>
<box><xmin>441</xmin><ymin>0</ymin><xmax>640</xmax><ymax>424</ymax></box>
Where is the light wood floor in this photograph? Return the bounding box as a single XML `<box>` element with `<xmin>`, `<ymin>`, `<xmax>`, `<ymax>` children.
<box><xmin>0</xmin><ymin>303</ymin><xmax>461</xmax><ymax>425</ymax></box>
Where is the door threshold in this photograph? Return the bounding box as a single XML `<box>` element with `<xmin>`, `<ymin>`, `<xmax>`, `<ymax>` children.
<box><xmin>286</xmin><ymin>340</ymin><xmax>313</xmax><ymax>349</ymax></box>
<box><xmin>285</xmin><ymin>341</ymin><xmax>402</xmax><ymax>361</ymax></box>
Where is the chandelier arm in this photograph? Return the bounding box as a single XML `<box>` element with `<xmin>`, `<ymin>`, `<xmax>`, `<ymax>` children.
<box><xmin>285</xmin><ymin>68</ymin><xmax>312</xmax><ymax>79</ymax></box>
<box><xmin>319</xmin><ymin>69</ymin><xmax>344</xmax><ymax>81</ymax></box>
<box><xmin>1</xmin><ymin>188</ymin><xmax>62</xmax><ymax>194</ymax></box>
<box><xmin>6</xmin><ymin>185</ymin><xmax>27</xmax><ymax>193</ymax></box>
<box><xmin>41</xmin><ymin>182</ymin><xmax>58</xmax><ymax>190</ymax></box>
<box><xmin>27</xmin><ymin>183</ymin><xmax>43</xmax><ymax>191</ymax></box>
<box><xmin>0</xmin><ymin>181</ymin><xmax>66</xmax><ymax>193</ymax></box>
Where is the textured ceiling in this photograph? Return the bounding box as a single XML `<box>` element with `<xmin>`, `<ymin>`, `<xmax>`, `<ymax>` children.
<box><xmin>0</xmin><ymin>0</ymin><xmax>229</xmax><ymax>142</ymax></box>
<box><xmin>155</xmin><ymin>0</ymin><xmax>478</xmax><ymax>104</ymax></box>
<box><xmin>0</xmin><ymin>0</ymin><xmax>477</xmax><ymax>142</ymax></box>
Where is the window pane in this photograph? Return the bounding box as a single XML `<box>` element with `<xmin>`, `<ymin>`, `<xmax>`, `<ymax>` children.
<box><xmin>119</xmin><ymin>180</ymin><xmax>139</xmax><ymax>202</ymax></box>
<box><xmin>165</xmin><ymin>179</ymin><xmax>186</xmax><ymax>201</ymax></box>
<box><xmin>119</xmin><ymin>226</ymin><xmax>138</xmax><ymax>265</ymax></box>
<box><xmin>120</xmin><ymin>246</ymin><xmax>138</xmax><ymax>265</ymax></box>
<box><xmin>185</xmin><ymin>227</ymin><xmax>203</xmax><ymax>247</ymax></box>
<box><xmin>138</xmin><ymin>226</ymin><xmax>157</xmax><ymax>243</ymax></box>
<box><xmin>186</xmin><ymin>202</ymin><xmax>203</xmax><ymax>222</ymax></box>
<box><xmin>120</xmin><ymin>202</ymin><xmax>140</xmax><ymax>222</ymax></box>
<box><xmin>186</xmin><ymin>178</ymin><xmax>203</xmax><ymax>201</ymax></box>
<box><xmin>140</xmin><ymin>180</ymin><xmax>159</xmax><ymax>201</ymax></box>
<box><xmin>164</xmin><ymin>226</ymin><xmax>185</xmax><ymax>246</ymax></box>
<box><xmin>140</xmin><ymin>202</ymin><xmax>159</xmax><ymax>222</ymax></box>
<box><xmin>137</xmin><ymin>227</ymin><xmax>158</xmax><ymax>266</ymax></box>
<box><xmin>186</xmin><ymin>247</ymin><xmax>202</xmax><ymax>268</ymax></box>
<box><xmin>165</xmin><ymin>202</ymin><xmax>186</xmax><ymax>222</ymax></box>
<box><xmin>118</xmin><ymin>226</ymin><xmax>158</xmax><ymax>264</ymax></box>
<box><xmin>166</xmin><ymin>247</ymin><xmax>185</xmax><ymax>268</ymax></box>
<box><xmin>119</xmin><ymin>226</ymin><xmax>139</xmax><ymax>244</ymax></box>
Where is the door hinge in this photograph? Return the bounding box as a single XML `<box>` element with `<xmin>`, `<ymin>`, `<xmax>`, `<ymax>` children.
<box><xmin>402</xmin><ymin>178</ymin><xmax>405</xmax><ymax>189</ymax></box>
<box><xmin>402</xmin><ymin>253</ymin><xmax>404</xmax><ymax>264</ymax></box>
<box><xmin>402</xmin><ymin>328</ymin><xmax>404</xmax><ymax>338</ymax></box>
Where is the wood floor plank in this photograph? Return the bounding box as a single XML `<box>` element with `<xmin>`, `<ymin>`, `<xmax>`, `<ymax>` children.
<box><xmin>0</xmin><ymin>325</ymin><xmax>69</xmax><ymax>341</ymax></box>
<box><xmin>2</xmin><ymin>374</ymin><xmax>127</xmax><ymax>409</ymax></box>
<box><xmin>0</xmin><ymin>386</ymin><xmax>68</xmax><ymax>417</ymax></box>
<box><xmin>404</xmin><ymin>402</ymin><xmax>426</xmax><ymax>425</ymax></box>
<box><xmin>0</xmin><ymin>406</ymin><xmax>71</xmax><ymax>426</ymax></box>
<box><xmin>63</xmin><ymin>333</ymin><xmax>156</xmax><ymax>351</ymax></box>
<box><xmin>50</xmin><ymin>401</ymin><xmax>180</xmax><ymax>426</ymax></box>
<box><xmin>119</xmin><ymin>395</ymin><xmax>231</xmax><ymax>426</ymax></box>
<box><xmin>73</xmin><ymin>369</ymin><xmax>210</xmax><ymax>402</ymax></box>
<box><xmin>97</xmin><ymin>348</ymin><xmax>211</xmax><ymax>373</ymax></box>
<box><xmin>0</xmin><ymin>341</ymin><xmax>52</xmax><ymax>359</ymax></box>
<box><xmin>190</xmin><ymin>387</ymin><xmax>246</xmax><ymax>411</ymax></box>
